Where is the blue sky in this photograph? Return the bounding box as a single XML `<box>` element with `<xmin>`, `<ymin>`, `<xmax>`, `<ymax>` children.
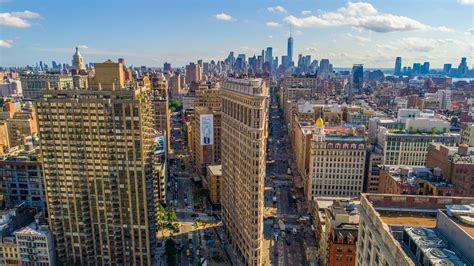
<box><xmin>0</xmin><ymin>0</ymin><xmax>473</xmax><ymax>68</ymax></box>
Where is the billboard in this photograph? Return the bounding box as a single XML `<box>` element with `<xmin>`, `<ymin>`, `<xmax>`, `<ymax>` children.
<box><xmin>153</xmin><ymin>135</ymin><xmax>165</xmax><ymax>154</ymax></box>
<box><xmin>200</xmin><ymin>114</ymin><xmax>213</xmax><ymax>145</ymax></box>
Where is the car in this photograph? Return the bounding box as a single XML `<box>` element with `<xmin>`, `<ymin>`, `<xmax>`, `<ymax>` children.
<box><xmin>191</xmin><ymin>213</ymin><xmax>199</xmax><ymax>218</ymax></box>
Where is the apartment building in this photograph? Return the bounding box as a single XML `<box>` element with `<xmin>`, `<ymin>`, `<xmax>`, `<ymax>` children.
<box><xmin>378</xmin><ymin>166</ymin><xmax>454</xmax><ymax>196</ymax></box>
<box><xmin>426</xmin><ymin>143</ymin><xmax>474</xmax><ymax>196</ymax></box>
<box><xmin>21</xmin><ymin>75</ymin><xmax>73</xmax><ymax>99</ymax></box>
<box><xmin>0</xmin><ymin>142</ymin><xmax>45</xmax><ymax>210</ymax></box>
<box><xmin>35</xmin><ymin>63</ymin><xmax>158</xmax><ymax>264</ymax></box>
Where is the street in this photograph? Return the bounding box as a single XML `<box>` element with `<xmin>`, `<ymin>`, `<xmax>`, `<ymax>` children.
<box><xmin>263</xmin><ymin>85</ymin><xmax>315</xmax><ymax>266</ymax></box>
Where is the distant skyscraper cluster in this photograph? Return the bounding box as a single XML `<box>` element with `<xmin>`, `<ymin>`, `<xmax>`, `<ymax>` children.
<box><xmin>393</xmin><ymin>56</ymin><xmax>470</xmax><ymax>77</ymax></box>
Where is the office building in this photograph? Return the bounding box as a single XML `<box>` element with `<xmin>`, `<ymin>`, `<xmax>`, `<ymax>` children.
<box><xmin>307</xmin><ymin>119</ymin><xmax>366</xmax><ymax>201</ymax></box>
<box><xmin>221</xmin><ymin>77</ymin><xmax>268</xmax><ymax>266</ymax></box>
<box><xmin>0</xmin><ymin>142</ymin><xmax>45</xmax><ymax>210</ymax></box>
<box><xmin>394</xmin><ymin>57</ymin><xmax>401</xmax><ymax>76</ymax></box>
<box><xmin>356</xmin><ymin>194</ymin><xmax>474</xmax><ymax>266</ymax></box>
<box><xmin>265</xmin><ymin>47</ymin><xmax>273</xmax><ymax>65</ymax></box>
<box><xmin>348</xmin><ymin>64</ymin><xmax>363</xmax><ymax>102</ymax></box>
<box><xmin>72</xmin><ymin>47</ymin><xmax>86</xmax><ymax>71</ymax></box>
<box><xmin>443</xmin><ymin>64</ymin><xmax>452</xmax><ymax>75</ymax></box>
<box><xmin>375</xmin><ymin>118</ymin><xmax>458</xmax><ymax>166</ymax></box>
<box><xmin>458</xmin><ymin>57</ymin><xmax>468</xmax><ymax>76</ymax></box>
<box><xmin>163</xmin><ymin>62</ymin><xmax>172</xmax><ymax>72</ymax></box>
<box><xmin>191</xmin><ymin>84</ymin><xmax>222</xmax><ymax>175</ymax></box>
<box><xmin>35</xmin><ymin>64</ymin><xmax>158</xmax><ymax>264</ymax></box>
<box><xmin>15</xmin><ymin>222</ymin><xmax>56</xmax><ymax>265</ymax></box>
<box><xmin>21</xmin><ymin>75</ymin><xmax>73</xmax><ymax>99</ymax></box>
<box><xmin>287</xmin><ymin>34</ymin><xmax>294</xmax><ymax>67</ymax></box>
<box><xmin>426</xmin><ymin>144</ymin><xmax>474</xmax><ymax>196</ymax></box>
<box><xmin>206</xmin><ymin>164</ymin><xmax>222</xmax><ymax>205</ymax></box>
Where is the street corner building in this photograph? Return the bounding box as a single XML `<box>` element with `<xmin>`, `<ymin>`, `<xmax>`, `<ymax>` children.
<box><xmin>221</xmin><ymin>77</ymin><xmax>269</xmax><ymax>266</ymax></box>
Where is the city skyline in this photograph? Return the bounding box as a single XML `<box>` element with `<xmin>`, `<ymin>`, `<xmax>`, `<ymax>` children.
<box><xmin>1</xmin><ymin>0</ymin><xmax>473</xmax><ymax>68</ymax></box>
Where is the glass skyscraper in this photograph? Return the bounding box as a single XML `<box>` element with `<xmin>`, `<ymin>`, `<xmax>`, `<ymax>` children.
<box><xmin>394</xmin><ymin>57</ymin><xmax>402</xmax><ymax>76</ymax></box>
<box><xmin>287</xmin><ymin>34</ymin><xmax>293</xmax><ymax>67</ymax></box>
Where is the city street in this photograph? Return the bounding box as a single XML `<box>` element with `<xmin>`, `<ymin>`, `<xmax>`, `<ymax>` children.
<box><xmin>263</xmin><ymin>85</ymin><xmax>315</xmax><ymax>266</ymax></box>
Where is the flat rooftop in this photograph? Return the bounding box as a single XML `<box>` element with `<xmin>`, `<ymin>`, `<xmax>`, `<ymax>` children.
<box><xmin>380</xmin><ymin>214</ymin><xmax>437</xmax><ymax>227</ymax></box>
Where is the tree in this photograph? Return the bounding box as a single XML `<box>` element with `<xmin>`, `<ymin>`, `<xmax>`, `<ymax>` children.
<box><xmin>169</xmin><ymin>99</ymin><xmax>183</xmax><ymax>112</ymax></box>
<box><xmin>157</xmin><ymin>205</ymin><xmax>167</xmax><ymax>243</ymax></box>
<box><xmin>167</xmin><ymin>208</ymin><xmax>177</xmax><ymax>223</ymax></box>
<box><xmin>165</xmin><ymin>238</ymin><xmax>177</xmax><ymax>266</ymax></box>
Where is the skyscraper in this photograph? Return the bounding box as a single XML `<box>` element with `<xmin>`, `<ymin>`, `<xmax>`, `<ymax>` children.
<box><xmin>458</xmin><ymin>57</ymin><xmax>468</xmax><ymax>76</ymax></box>
<box><xmin>265</xmin><ymin>47</ymin><xmax>273</xmax><ymax>64</ymax></box>
<box><xmin>221</xmin><ymin>77</ymin><xmax>268</xmax><ymax>266</ymax></box>
<box><xmin>349</xmin><ymin>64</ymin><xmax>363</xmax><ymax>103</ymax></box>
<box><xmin>186</xmin><ymin>62</ymin><xmax>203</xmax><ymax>84</ymax></box>
<box><xmin>35</xmin><ymin>61</ymin><xmax>158</xmax><ymax>265</ymax></box>
<box><xmin>287</xmin><ymin>33</ymin><xmax>294</xmax><ymax>67</ymax></box>
<box><xmin>394</xmin><ymin>57</ymin><xmax>402</xmax><ymax>76</ymax></box>
<box><xmin>443</xmin><ymin>64</ymin><xmax>452</xmax><ymax>75</ymax></box>
<box><xmin>72</xmin><ymin>47</ymin><xmax>86</xmax><ymax>71</ymax></box>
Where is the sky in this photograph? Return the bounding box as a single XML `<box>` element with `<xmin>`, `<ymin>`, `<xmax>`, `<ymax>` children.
<box><xmin>0</xmin><ymin>0</ymin><xmax>473</xmax><ymax>68</ymax></box>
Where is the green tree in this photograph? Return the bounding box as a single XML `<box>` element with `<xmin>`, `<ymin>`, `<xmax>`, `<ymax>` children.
<box><xmin>169</xmin><ymin>99</ymin><xmax>183</xmax><ymax>112</ymax></box>
<box><xmin>165</xmin><ymin>238</ymin><xmax>177</xmax><ymax>266</ymax></box>
<box><xmin>157</xmin><ymin>205</ymin><xmax>167</xmax><ymax>243</ymax></box>
<box><xmin>167</xmin><ymin>208</ymin><xmax>177</xmax><ymax>223</ymax></box>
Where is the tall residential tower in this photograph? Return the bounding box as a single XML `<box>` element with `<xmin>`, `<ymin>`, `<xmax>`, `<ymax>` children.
<box><xmin>221</xmin><ymin>77</ymin><xmax>268</xmax><ymax>265</ymax></box>
<box><xmin>35</xmin><ymin>61</ymin><xmax>158</xmax><ymax>265</ymax></box>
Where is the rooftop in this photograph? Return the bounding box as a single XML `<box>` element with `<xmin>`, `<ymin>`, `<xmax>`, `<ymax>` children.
<box><xmin>383</xmin><ymin>166</ymin><xmax>453</xmax><ymax>188</ymax></box>
<box><xmin>208</xmin><ymin>164</ymin><xmax>222</xmax><ymax>176</ymax></box>
<box><xmin>380</xmin><ymin>213</ymin><xmax>437</xmax><ymax>227</ymax></box>
<box><xmin>15</xmin><ymin>222</ymin><xmax>48</xmax><ymax>236</ymax></box>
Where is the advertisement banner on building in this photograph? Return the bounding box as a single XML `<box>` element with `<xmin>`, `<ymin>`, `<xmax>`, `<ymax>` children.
<box><xmin>200</xmin><ymin>114</ymin><xmax>213</xmax><ymax>145</ymax></box>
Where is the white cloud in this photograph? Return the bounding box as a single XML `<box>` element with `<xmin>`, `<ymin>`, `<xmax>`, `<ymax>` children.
<box><xmin>239</xmin><ymin>46</ymin><xmax>259</xmax><ymax>53</ymax></box>
<box><xmin>284</xmin><ymin>2</ymin><xmax>449</xmax><ymax>33</ymax></box>
<box><xmin>0</xmin><ymin>10</ymin><xmax>40</xmax><ymax>28</ymax></box>
<box><xmin>266</xmin><ymin>21</ymin><xmax>280</xmax><ymax>27</ymax></box>
<box><xmin>267</xmin><ymin>6</ymin><xmax>287</xmax><ymax>13</ymax></box>
<box><xmin>398</xmin><ymin>37</ymin><xmax>438</xmax><ymax>52</ymax></box>
<box><xmin>458</xmin><ymin>0</ymin><xmax>474</xmax><ymax>4</ymax></box>
<box><xmin>11</xmin><ymin>11</ymin><xmax>40</xmax><ymax>19</ymax></box>
<box><xmin>0</xmin><ymin>40</ymin><xmax>13</xmax><ymax>48</ymax></box>
<box><xmin>345</xmin><ymin>33</ymin><xmax>371</xmax><ymax>43</ymax></box>
<box><xmin>396</xmin><ymin>37</ymin><xmax>466</xmax><ymax>53</ymax></box>
<box><xmin>376</xmin><ymin>44</ymin><xmax>399</xmax><ymax>51</ymax></box>
<box><xmin>305</xmin><ymin>46</ymin><xmax>318</xmax><ymax>52</ymax></box>
<box><xmin>77</xmin><ymin>44</ymin><xmax>88</xmax><ymax>49</ymax></box>
<box><xmin>467</xmin><ymin>28</ymin><xmax>474</xmax><ymax>34</ymax></box>
<box><xmin>214</xmin><ymin>13</ymin><xmax>232</xmax><ymax>21</ymax></box>
<box><xmin>268</xmin><ymin>35</ymin><xmax>273</xmax><ymax>39</ymax></box>
<box><xmin>301</xmin><ymin>10</ymin><xmax>312</xmax><ymax>16</ymax></box>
